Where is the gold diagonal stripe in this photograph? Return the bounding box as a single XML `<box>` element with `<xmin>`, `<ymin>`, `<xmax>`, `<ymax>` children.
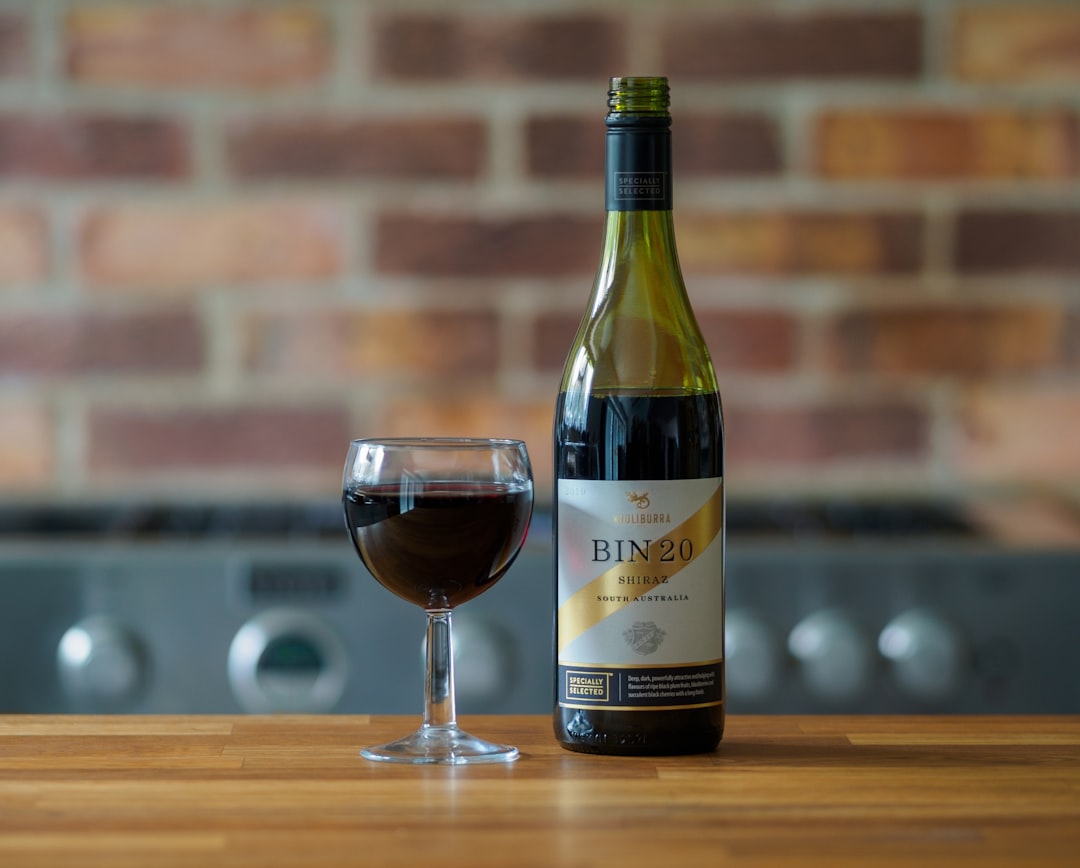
<box><xmin>557</xmin><ymin>486</ymin><xmax>723</xmax><ymax>654</ymax></box>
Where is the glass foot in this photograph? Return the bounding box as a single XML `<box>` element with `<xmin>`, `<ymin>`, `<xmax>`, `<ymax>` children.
<box><xmin>360</xmin><ymin>724</ymin><xmax>519</xmax><ymax>765</ymax></box>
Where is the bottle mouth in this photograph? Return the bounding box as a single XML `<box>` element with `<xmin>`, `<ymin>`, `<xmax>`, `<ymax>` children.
<box><xmin>607</xmin><ymin>76</ymin><xmax>670</xmax><ymax>117</ymax></box>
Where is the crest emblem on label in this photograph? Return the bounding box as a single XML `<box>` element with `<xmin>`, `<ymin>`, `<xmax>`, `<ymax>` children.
<box><xmin>623</xmin><ymin>621</ymin><xmax>666</xmax><ymax>655</ymax></box>
<box><xmin>626</xmin><ymin>490</ymin><xmax>650</xmax><ymax>509</ymax></box>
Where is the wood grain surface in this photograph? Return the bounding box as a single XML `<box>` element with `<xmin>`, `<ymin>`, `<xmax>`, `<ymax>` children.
<box><xmin>1</xmin><ymin>715</ymin><xmax>1078</xmax><ymax>867</ymax></box>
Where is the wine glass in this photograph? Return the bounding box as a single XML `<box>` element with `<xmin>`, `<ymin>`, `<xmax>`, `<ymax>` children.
<box><xmin>342</xmin><ymin>437</ymin><xmax>534</xmax><ymax>764</ymax></box>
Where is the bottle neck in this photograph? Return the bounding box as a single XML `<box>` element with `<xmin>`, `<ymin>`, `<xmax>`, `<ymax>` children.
<box><xmin>605</xmin><ymin>119</ymin><xmax>672</xmax><ymax>212</ymax></box>
<box><xmin>597</xmin><ymin>210</ymin><xmax>679</xmax><ymax>279</ymax></box>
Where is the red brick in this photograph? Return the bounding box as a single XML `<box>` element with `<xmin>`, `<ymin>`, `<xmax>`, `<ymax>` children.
<box><xmin>80</xmin><ymin>202</ymin><xmax>345</xmax><ymax>290</ymax></box>
<box><xmin>534</xmin><ymin>310</ymin><xmax>798</xmax><ymax>373</ymax></box>
<box><xmin>66</xmin><ymin>6</ymin><xmax>328</xmax><ymax>89</ymax></box>
<box><xmin>954</xmin><ymin>386</ymin><xmax>1080</xmax><ymax>483</ymax></box>
<box><xmin>817</xmin><ymin>110</ymin><xmax>1077</xmax><ymax>179</ymax></box>
<box><xmin>525</xmin><ymin>117</ymin><xmax>603</xmax><ymax>179</ymax></box>
<box><xmin>727</xmin><ymin>400</ymin><xmax>928</xmax><ymax>465</ymax></box>
<box><xmin>663</xmin><ymin>12</ymin><xmax>922</xmax><ymax>81</ymax></box>
<box><xmin>0</xmin><ymin>12</ymin><xmax>30</xmax><ymax>77</ymax></box>
<box><xmin>375</xmin><ymin>212</ymin><xmax>600</xmax><ymax>277</ymax></box>
<box><xmin>1066</xmin><ymin>313</ymin><xmax>1080</xmax><ymax>369</ymax></box>
<box><xmin>955</xmin><ymin>211</ymin><xmax>1080</xmax><ymax>273</ymax></box>
<box><xmin>227</xmin><ymin>116</ymin><xmax>486</xmax><ymax>180</ymax></box>
<box><xmin>697</xmin><ymin>311</ymin><xmax>799</xmax><ymax>372</ymax></box>
<box><xmin>827</xmin><ymin>306</ymin><xmax>1065</xmax><ymax>378</ymax></box>
<box><xmin>527</xmin><ymin>113</ymin><xmax>781</xmax><ymax>179</ymax></box>
<box><xmin>0</xmin><ymin>114</ymin><xmax>189</xmax><ymax>180</ymax></box>
<box><xmin>373</xmin><ymin>12</ymin><xmax>624</xmax><ymax>80</ymax></box>
<box><xmin>676</xmin><ymin>212</ymin><xmax>922</xmax><ymax>275</ymax></box>
<box><xmin>678</xmin><ymin>114</ymin><xmax>784</xmax><ymax>177</ymax></box>
<box><xmin>0</xmin><ymin>207</ymin><xmax>47</xmax><ymax>285</ymax></box>
<box><xmin>0</xmin><ymin>400</ymin><xmax>52</xmax><ymax>488</ymax></box>
<box><xmin>533</xmin><ymin>314</ymin><xmax>576</xmax><ymax>370</ymax></box>
<box><xmin>242</xmin><ymin>309</ymin><xmax>498</xmax><ymax>378</ymax></box>
<box><xmin>0</xmin><ymin>309</ymin><xmax>203</xmax><ymax>375</ymax></box>
<box><xmin>953</xmin><ymin>6</ymin><xmax>1080</xmax><ymax>83</ymax></box>
<box><xmin>87</xmin><ymin>405</ymin><xmax>348</xmax><ymax>474</ymax></box>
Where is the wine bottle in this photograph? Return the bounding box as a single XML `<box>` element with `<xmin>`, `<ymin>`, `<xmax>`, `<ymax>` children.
<box><xmin>553</xmin><ymin>76</ymin><xmax>725</xmax><ymax>755</ymax></box>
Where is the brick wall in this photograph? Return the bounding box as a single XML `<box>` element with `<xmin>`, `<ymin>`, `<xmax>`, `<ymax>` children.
<box><xmin>1</xmin><ymin>1</ymin><xmax>1079</xmax><ymax>505</ymax></box>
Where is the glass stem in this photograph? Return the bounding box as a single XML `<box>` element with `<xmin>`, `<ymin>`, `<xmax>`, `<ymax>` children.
<box><xmin>424</xmin><ymin>609</ymin><xmax>457</xmax><ymax>731</ymax></box>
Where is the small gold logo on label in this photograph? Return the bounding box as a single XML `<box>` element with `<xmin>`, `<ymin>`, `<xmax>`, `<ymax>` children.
<box><xmin>626</xmin><ymin>490</ymin><xmax>650</xmax><ymax>510</ymax></box>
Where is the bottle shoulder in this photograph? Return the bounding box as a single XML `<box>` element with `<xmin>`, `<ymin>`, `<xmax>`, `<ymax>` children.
<box><xmin>558</xmin><ymin>210</ymin><xmax>718</xmax><ymax>393</ymax></box>
<box><xmin>559</xmin><ymin>301</ymin><xmax>719</xmax><ymax>394</ymax></box>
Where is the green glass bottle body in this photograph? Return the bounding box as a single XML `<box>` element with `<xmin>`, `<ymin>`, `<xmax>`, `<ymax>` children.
<box><xmin>553</xmin><ymin>78</ymin><xmax>726</xmax><ymax>755</ymax></box>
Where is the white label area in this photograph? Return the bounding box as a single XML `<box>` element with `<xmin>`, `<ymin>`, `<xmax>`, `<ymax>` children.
<box><xmin>556</xmin><ymin>478</ymin><xmax>724</xmax><ymax>708</ymax></box>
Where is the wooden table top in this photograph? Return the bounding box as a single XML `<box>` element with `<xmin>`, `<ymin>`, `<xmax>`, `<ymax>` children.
<box><xmin>1</xmin><ymin>714</ymin><xmax>1078</xmax><ymax>867</ymax></box>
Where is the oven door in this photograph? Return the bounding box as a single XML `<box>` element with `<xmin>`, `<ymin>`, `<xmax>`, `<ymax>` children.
<box><xmin>1</xmin><ymin>502</ymin><xmax>1078</xmax><ymax>715</ymax></box>
<box><xmin>0</xmin><ymin>531</ymin><xmax>555</xmax><ymax>715</ymax></box>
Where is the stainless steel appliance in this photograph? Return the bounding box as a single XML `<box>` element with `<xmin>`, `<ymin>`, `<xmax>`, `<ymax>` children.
<box><xmin>1</xmin><ymin>501</ymin><xmax>1078</xmax><ymax>715</ymax></box>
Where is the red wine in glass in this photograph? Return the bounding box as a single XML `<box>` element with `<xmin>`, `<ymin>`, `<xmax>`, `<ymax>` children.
<box><xmin>342</xmin><ymin>438</ymin><xmax>533</xmax><ymax>764</ymax></box>
<box><xmin>344</xmin><ymin>482</ymin><xmax>532</xmax><ymax>611</ymax></box>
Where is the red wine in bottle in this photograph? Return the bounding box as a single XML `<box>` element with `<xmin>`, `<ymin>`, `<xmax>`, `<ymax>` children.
<box><xmin>553</xmin><ymin>77</ymin><xmax>725</xmax><ymax>755</ymax></box>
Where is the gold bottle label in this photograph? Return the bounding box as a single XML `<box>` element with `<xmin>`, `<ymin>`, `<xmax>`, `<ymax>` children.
<box><xmin>556</xmin><ymin>478</ymin><xmax>724</xmax><ymax>710</ymax></box>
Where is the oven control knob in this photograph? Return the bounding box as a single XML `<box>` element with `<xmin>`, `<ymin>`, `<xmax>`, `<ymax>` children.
<box><xmin>57</xmin><ymin>616</ymin><xmax>147</xmax><ymax>706</ymax></box>
<box><xmin>788</xmin><ymin>609</ymin><xmax>874</xmax><ymax>703</ymax></box>
<box><xmin>228</xmin><ymin>609</ymin><xmax>347</xmax><ymax>714</ymax></box>
<box><xmin>878</xmin><ymin>608</ymin><xmax>967</xmax><ymax>703</ymax></box>
<box><xmin>725</xmin><ymin>610</ymin><xmax>781</xmax><ymax>702</ymax></box>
